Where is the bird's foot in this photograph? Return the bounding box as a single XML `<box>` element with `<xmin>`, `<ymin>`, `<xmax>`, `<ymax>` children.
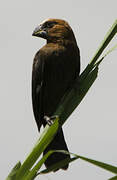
<box><xmin>44</xmin><ymin>115</ymin><xmax>59</xmax><ymax>126</ymax></box>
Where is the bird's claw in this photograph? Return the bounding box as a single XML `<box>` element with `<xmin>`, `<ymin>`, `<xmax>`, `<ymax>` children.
<box><xmin>44</xmin><ymin>115</ymin><xmax>59</xmax><ymax>126</ymax></box>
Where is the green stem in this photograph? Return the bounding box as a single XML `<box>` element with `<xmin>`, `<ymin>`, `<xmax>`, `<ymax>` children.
<box><xmin>80</xmin><ymin>19</ymin><xmax>117</xmax><ymax>81</ymax></box>
<box><xmin>16</xmin><ymin>118</ymin><xmax>59</xmax><ymax>180</ymax></box>
<box><xmin>25</xmin><ymin>151</ymin><xmax>54</xmax><ymax>180</ymax></box>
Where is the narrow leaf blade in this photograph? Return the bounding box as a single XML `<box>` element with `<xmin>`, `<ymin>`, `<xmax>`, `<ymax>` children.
<box><xmin>5</xmin><ymin>162</ymin><xmax>21</xmax><ymax>180</ymax></box>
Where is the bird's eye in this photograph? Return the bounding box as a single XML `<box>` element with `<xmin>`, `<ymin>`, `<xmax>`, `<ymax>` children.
<box><xmin>44</xmin><ymin>21</ymin><xmax>57</xmax><ymax>29</ymax></box>
<box><xmin>46</xmin><ymin>22</ymin><xmax>53</xmax><ymax>28</ymax></box>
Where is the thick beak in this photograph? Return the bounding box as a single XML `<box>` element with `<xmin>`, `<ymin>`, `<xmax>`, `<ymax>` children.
<box><xmin>32</xmin><ymin>25</ymin><xmax>47</xmax><ymax>39</ymax></box>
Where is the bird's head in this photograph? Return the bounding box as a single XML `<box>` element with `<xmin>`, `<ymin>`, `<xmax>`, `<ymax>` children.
<box><xmin>32</xmin><ymin>19</ymin><xmax>77</xmax><ymax>44</ymax></box>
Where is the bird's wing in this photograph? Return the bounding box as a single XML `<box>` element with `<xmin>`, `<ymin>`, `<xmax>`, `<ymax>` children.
<box><xmin>32</xmin><ymin>51</ymin><xmax>45</xmax><ymax>131</ymax></box>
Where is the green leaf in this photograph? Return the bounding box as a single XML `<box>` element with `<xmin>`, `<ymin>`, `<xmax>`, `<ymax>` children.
<box><xmin>80</xmin><ymin>19</ymin><xmax>117</xmax><ymax>81</ymax></box>
<box><xmin>38</xmin><ymin>150</ymin><xmax>79</xmax><ymax>174</ymax></box>
<box><xmin>78</xmin><ymin>155</ymin><xmax>117</xmax><ymax>174</ymax></box>
<box><xmin>109</xmin><ymin>175</ymin><xmax>117</xmax><ymax>180</ymax></box>
<box><xmin>95</xmin><ymin>43</ymin><xmax>117</xmax><ymax>67</ymax></box>
<box><xmin>26</xmin><ymin>150</ymin><xmax>78</xmax><ymax>178</ymax></box>
<box><xmin>5</xmin><ymin>162</ymin><xmax>21</xmax><ymax>180</ymax></box>
<box><xmin>16</xmin><ymin>116</ymin><xmax>59</xmax><ymax>180</ymax></box>
<box><xmin>24</xmin><ymin>151</ymin><xmax>54</xmax><ymax>180</ymax></box>
<box><xmin>39</xmin><ymin>157</ymin><xmax>78</xmax><ymax>175</ymax></box>
<box><xmin>39</xmin><ymin>151</ymin><xmax>117</xmax><ymax>175</ymax></box>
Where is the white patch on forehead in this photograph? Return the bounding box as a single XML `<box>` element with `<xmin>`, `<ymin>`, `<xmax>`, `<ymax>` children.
<box><xmin>40</xmin><ymin>19</ymin><xmax>51</xmax><ymax>25</ymax></box>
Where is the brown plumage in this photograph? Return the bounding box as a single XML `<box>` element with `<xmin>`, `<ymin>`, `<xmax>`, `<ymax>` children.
<box><xmin>32</xmin><ymin>19</ymin><xmax>80</xmax><ymax>170</ymax></box>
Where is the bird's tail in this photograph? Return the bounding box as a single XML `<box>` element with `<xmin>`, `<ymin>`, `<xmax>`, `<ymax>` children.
<box><xmin>43</xmin><ymin>128</ymin><xmax>70</xmax><ymax>171</ymax></box>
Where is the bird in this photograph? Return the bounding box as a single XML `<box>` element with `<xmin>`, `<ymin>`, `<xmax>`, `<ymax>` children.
<box><xmin>32</xmin><ymin>18</ymin><xmax>80</xmax><ymax>171</ymax></box>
